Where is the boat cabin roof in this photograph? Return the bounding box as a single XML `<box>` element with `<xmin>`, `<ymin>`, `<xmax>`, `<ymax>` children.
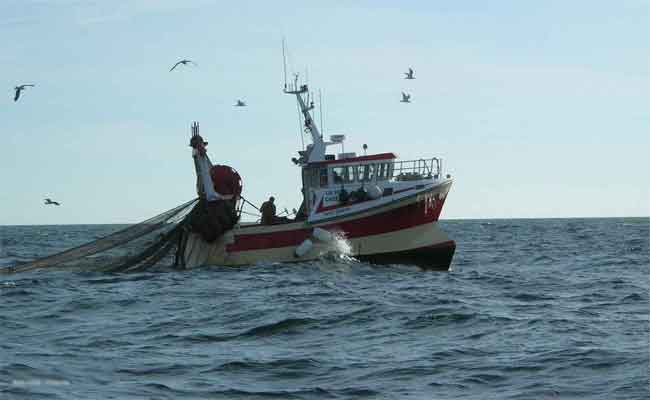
<box><xmin>307</xmin><ymin>152</ymin><xmax>396</xmax><ymax>167</ymax></box>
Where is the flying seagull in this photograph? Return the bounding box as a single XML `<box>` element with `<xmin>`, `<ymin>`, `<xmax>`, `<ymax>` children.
<box><xmin>400</xmin><ymin>92</ymin><xmax>411</xmax><ymax>103</ymax></box>
<box><xmin>44</xmin><ymin>198</ymin><xmax>61</xmax><ymax>206</ymax></box>
<box><xmin>404</xmin><ymin>68</ymin><xmax>415</xmax><ymax>80</ymax></box>
<box><xmin>14</xmin><ymin>84</ymin><xmax>35</xmax><ymax>102</ymax></box>
<box><xmin>169</xmin><ymin>59</ymin><xmax>197</xmax><ymax>71</ymax></box>
<box><xmin>234</xmin><ymin>99</ymin><xmax>246</xmax><ymax>107</ymax></box>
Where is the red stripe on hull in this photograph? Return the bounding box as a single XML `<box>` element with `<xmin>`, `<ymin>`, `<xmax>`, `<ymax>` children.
<box><xmin>226</xmin><ymin>193</ymin><xmax>448</xmax><ymax>252</ymax></box>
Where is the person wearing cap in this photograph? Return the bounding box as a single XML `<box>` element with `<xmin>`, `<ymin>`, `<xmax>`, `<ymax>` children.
<box><xmin>260</xmin><ymin>196</ymin><xmax>277</xmax><ymax>225</ymax></box>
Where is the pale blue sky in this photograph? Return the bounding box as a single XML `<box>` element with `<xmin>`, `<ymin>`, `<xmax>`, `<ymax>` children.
<box><xmin>1</xmin><ymin>0</ymin><xmax>648</xmax><ymax>225</ymax></box>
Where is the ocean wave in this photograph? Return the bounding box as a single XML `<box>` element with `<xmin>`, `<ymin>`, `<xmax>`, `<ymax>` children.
<box><xmin>211</xmin><ymin>358</ymin><xmax>320</xmax><ymax>372</ymax></box>
<box><xmin>81</xmin><ymin>273</ymin><xmax>159</xmax><ymax>285</ymax></box>
<box><xmin>461</xmin><ymin>373</ymin><xmax>508</xmax><ymax>385</ymax></box>
<box><xmin>619</xmin><ymin>292</ymin><xmax>647</xmax><ymax>303</ymax></box>
<box><xmin>180</xmin><ymin>317</ymin><xmax>321</xmax><ymax>344</ymax></box>
<box><xmin>134</xmin><ymin>384</ymin><xmax>351</xmax><ymax>400</ymax></box>
<box><xmin>117</xmin><ymin>363</ymin><xmax>198</xmax><ymax>376</ymax></box>
<box><xmin>510</xmin><ymin>292</ymin><xmax>555</xmax><ymax>302</ymax></box>
<box><xmin>240</xmin><ymin>317</ymin><xmax>319</xmax><ymax>337</ymax></box>
<box><xmin>402</xmin><ymin>309</ymin><xmax>477</xmax><ymax>329</ymax></box>
<box><xmin>359</xmin><ymin>365</ymin><xmax>444</xmax><ymax>381</ymax></box>
<box><xmin>0</xmin><ymin>363</ymin><xmax>38</xmax><ymax>375</ymax></box>
<box><xmin>182</xmin><ymin>332</ymin><xmax>238</xmax><ymax>343</ymax></box>
<box><xmin>0</xmin><ymin>288</ymin><xmax>32</xmax><ymax>297</ymax></box>
<box><xmin>526</xmin><ymin>347</ymin><xmax>630</xmax><ymax>369</ymax></box>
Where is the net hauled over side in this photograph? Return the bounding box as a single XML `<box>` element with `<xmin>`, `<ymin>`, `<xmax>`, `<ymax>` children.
<box><xmin>1</xmin><ymin>198</ymin><xmax>199</xmax><ymax>274</ymax></box>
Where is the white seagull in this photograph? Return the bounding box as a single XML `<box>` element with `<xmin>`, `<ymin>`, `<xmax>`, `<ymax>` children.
<box><xmin>400</xmin><ymin>92</ymin><xmax>411</xmax><ymax>103</ymax></box>
<box><xmin>169</xmin><ymin>59</ymin><xmax>197</xmax><ymax>72</ymax></box>
<box><xmin>404</xmin><ymin>68</ymin><xmax>415</xmax><ymax>79</ymax></box>
<box><xmin>14</xmin><ymin>84</ymin><xmax>35</xmax><ymax>102</ymax></box>
<box><xmin>234</xmin><ymin>100</ymin><xmax>246</xmax><ymax>107</ymax></box>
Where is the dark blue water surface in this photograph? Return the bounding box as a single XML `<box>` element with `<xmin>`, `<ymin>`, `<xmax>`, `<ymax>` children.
<box><xmin>1</xmin><ymin>218</ymin><xmax>648</xmax><ymax>399</ymax></box>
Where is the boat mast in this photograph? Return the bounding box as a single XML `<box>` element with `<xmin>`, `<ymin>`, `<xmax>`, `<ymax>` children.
<box><xmin>284</xmin><ymin>79</ymin><xmax>325</xmax><ymax>163</ymax></box>
<box><xmin>282</xmin><ymin>40</ymin><xmax>325</xmax><ymax>164</ymax></box>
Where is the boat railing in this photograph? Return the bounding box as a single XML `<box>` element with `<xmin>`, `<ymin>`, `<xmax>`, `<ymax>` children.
<box><xmin>392</xmin><ymin>158</ymin><xmax>441</xmax><ymax>181</ymax></box>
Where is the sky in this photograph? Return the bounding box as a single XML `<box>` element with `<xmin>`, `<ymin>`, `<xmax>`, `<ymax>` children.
<box><xmin>1</xmin><ymin>0</ymin><xmax>648</xmax><ymax>225</ymax></box>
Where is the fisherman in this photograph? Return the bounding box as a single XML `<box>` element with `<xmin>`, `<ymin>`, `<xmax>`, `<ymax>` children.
<box><xmin>260</xmin><ymin>196</ymin><xmax>277</xmax><ymax>225</ymax></box>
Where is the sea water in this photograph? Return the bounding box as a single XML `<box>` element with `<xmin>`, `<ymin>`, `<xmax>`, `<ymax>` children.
<box><xmin>0</xmin><ymin>218</ymin><xmax>648</xmax><ymax>399</ymax></box>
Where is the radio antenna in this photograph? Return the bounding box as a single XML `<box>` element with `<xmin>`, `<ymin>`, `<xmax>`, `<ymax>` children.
<box><xmin>282</xmin><ymin>37</ymin><xmax>288</xmax><ymax>90</ymax></box>
<box><xmin>319</xmin><ymin>89</ymin><xmax>324</xmax><ymax>135</ymax></box>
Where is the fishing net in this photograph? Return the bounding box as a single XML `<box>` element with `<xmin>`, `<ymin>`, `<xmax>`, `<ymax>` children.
<box><xmin>1</xmin><ymin>198</ymin><xmax>199</xmax><ymax>274</ymax></box>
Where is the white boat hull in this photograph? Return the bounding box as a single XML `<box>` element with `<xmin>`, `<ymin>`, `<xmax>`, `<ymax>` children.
<box><xmin>181</xmin><ymin>181</ymin><xmax>455</xmax><ymax>270</ymax></box>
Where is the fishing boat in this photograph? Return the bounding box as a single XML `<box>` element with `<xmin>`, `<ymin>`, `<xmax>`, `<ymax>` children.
<box><xmin>179</xmin><ymin>80</ymin><xmax>456</xmax><ymax>270</ymax></box>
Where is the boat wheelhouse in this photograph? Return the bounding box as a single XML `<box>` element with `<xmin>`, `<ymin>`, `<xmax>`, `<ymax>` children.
<box><xmin>301</xmin><ymin>151</ymin><xmax>448</xmax><ymax>223</ymax></box>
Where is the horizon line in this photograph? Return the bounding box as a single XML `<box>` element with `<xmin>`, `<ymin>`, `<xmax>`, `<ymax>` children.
<box><xmin>1</xmin><ymin>215</ymin><xmax>648</xmax><ymax>227</ymax></box>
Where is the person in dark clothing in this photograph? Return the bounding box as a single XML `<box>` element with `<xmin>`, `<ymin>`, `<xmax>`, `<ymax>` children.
<box><xmin>260</xmin><ymin>196</ymin><xmax>276</xmax><ymax>225</ymax></box>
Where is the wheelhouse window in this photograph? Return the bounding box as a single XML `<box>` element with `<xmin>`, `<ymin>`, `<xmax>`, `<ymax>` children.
<box><xmin>377</xmin><ymin>163</ymin><xmax>388</xmax><ymax>180</ymax></box>
<box><xmin>332</xmin><ymin>166</ymin><xmax>344</xmax><ymax>184</ymax></box>
<box><xmin>319</xmin><ymin>168</ymin><xmax>328</xmax><ymax>187</ymax></box>
<box><xmin>358</xmin><ymin>164</ymin><xmax>375</xmax><ymax>182</ymax></box>
<box><xmin>342</xmin><ymin>166</ymin><xmax>355</xmax><ymax>183</ymax></box>
<box><xmin>332</xmin><ymin>166</ymin><xmax>355</xmax><ymax>184</ymax></box>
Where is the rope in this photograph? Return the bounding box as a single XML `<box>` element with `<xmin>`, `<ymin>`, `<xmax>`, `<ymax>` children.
<box><xmin>239</xmin><ymin>195</ymin><xmax>260</xmax><ymax>212</ymax></box>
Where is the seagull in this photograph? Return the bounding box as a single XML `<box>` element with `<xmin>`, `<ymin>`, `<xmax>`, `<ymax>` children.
<box><xmin>234</xmin><ymin>99</ymin><xmax>246</xmax><ymax>107</ymax></box>
<box><xmin>400</xmin><ymin>92</ymin><xmax>411</xmax><ymax>103</ymax></box>
<box><xmin>14</xmin><ymin>84</ymin><xmax>35</xmax><ymax>102</ymax></box>
<box><xmin>44</xmin><ymin>198</ymin><xmax>61</xmax><ymax>206</ymax></box>
<box><xmin>169</xmin><ymin>59</ymin><xmax>197</xmax><ymax>71</ymax></box>
<box><xmin>404</xmin><ymin>67</ymin><xmax>415</xmax><ymax>79</ymax></box>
